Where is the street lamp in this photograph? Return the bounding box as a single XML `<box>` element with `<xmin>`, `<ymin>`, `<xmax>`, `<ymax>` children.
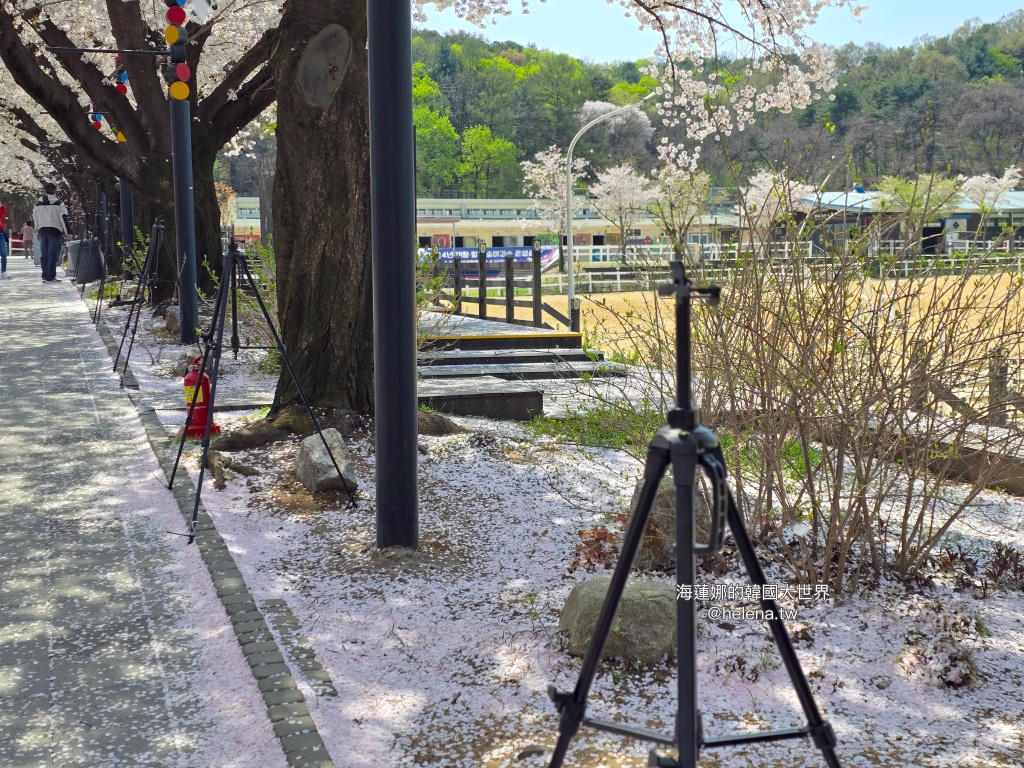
<box><xmin>565</xmin><ymin>91</ymin><xmax>657</xmax><ymax>331</ymax></box>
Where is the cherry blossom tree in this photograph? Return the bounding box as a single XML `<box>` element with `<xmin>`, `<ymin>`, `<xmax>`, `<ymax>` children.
<box><xmin>959</xmin><ymin>166</ymin><xmax>1021</xmax><ymax>212</ymax></box>
<box><xmin>588</xmin><ymin>163</ymin><xmax>652</xmax><ymax>263</ymax></box>
<box><xmin>1</xmin><ymin>0</ymin><xmax>859</xmax><ymax>413</ymax></box>
<box><xmin>741</xmin><ymin>169</ymin><xmax>816</xmax><ymax>248</ymax></box>
<box><xmin>0</xmin><ymin>0</ymin><xmax>280</xmax><ymax>295</ymax></box>
<box><xmin>419</xmin><ymin>0</ymin><xmax>860</xmax><ymax>171</ymax></box>
<box><xmin>521</xmin><ymin>145</ymin><xmax>588</xmax><ymax>271</ymax></box>
<box><xmin>649</xmin><ymin>167</ymin><xmax>713</xmax><ymax>262</ymax></box>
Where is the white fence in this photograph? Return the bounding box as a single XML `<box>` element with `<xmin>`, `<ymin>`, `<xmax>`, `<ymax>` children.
<box><xmin>539</xmin><ymin>246</ymin><xmax>1024</xmax><ymax>295</ymax></box>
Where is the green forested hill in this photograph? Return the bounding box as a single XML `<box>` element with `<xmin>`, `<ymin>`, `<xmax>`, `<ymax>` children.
<box><xmin>220</xmin><ymin>13</ymin><xmax>1024</xmax><ymax>197</ymax></box>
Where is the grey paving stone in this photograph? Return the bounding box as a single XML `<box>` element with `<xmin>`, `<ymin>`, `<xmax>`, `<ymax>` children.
<box><xmin>280</xmin><ymin>731</ymin><xmax>327</xmax><ymax>753</ymax></box>
<box><xmin>273</xmin><ymin>715</ymin><xmax>318</xmax><ymax>738</ymax></box>
<box><xmin>258</xmin><ymin>675</ymin><xmax>297</xmax><ymax>693</ymax></box>
<box><xmin>251</xmin><ymin>662</ymin><xmax>291</xmax><ymax>680</ymax></box>
<box><xmin>0</xmin><ymin>662</ymin><xmax>51</xmax><ymax>699</ymax></box>
<box><xmin>242</xmin><ymin>641</ymin><xmax>281</xmax><ymax>657</ymax></box>
<box><xmin>262</xmin><ymin>688</ymin><xmax>306</xmax><ymax>707</ymax></box>
<box><xmin>233</xmin><ymin>619</ymin><xmax>270</xmax><ymax>636</ymax></box>
<box><xmin>268</xmin><ymin>702</ymin><xmax>310</xmax><ymax>722</ymax></box>
<box><xmin>231</xmin><ymin>610</ymin><xmax>267</xmax><ymax>625</ymax></box>
<box><xmin>247</xmin><ymin>650</ymin><xmax>286</xmax><ymax>668</ymax></box>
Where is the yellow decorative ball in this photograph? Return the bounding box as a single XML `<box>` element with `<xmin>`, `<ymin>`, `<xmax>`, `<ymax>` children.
<box><xmin>164</xmin><ymin>25</ymin><xmax>180</xmax><ymax>44</ymax></box>
<box><xmin>116</xmin><ymin>131</ymin><xmax>127</xmax><ymax>143</ymax></box>
<box><xmin>169</xmin><ymin>81</ymin><xmax>190</xmax><ymax>100</ymax></box>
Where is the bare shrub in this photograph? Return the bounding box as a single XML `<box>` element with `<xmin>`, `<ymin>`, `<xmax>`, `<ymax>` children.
<box><xmin>573</xmin><ymin>173</ymin><xmax>1024</xmax><ymax>593</ymax></box>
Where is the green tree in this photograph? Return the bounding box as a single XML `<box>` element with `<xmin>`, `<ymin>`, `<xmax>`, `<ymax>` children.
<box><xmin>466</xmin><ymin>57</ymin><xmax>524</xmax><ymax>140</ymax></box>
<box><xmin>457</xmin><ymin>125</ymin><xmax>521</xmax><ymax>198</ymax></box>
<box><xmin>414</xmin><ymin>106</ymin><xmax>460</xmax><ymax>196</ymax></box>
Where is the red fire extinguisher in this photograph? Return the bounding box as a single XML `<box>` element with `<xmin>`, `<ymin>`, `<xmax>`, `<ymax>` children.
<box><xmin>183</xmin><ymin>356</ymin><xmax>220</xmax><ymax>438</ymax></box>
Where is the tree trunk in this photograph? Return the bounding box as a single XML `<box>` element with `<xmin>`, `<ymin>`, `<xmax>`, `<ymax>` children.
<box><xmin>272</xmin><ymin>1</ymin><xmax>374</xmax><ymax>412</ymax></box>
<box><xmin>192</xmin><ymin>151</ymin><xmax>225</xmax><ymax>293</ymax></box>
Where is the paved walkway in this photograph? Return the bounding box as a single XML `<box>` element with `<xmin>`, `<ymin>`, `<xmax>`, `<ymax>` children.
<box><xmin>0</xmin><ymin>257</ymin><xmax>287</xmax><ymax>767</ymax></box>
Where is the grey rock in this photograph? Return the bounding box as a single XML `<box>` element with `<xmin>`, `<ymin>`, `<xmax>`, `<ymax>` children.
<box><xmin>417</xmin><ymin>410</ymin><xmax>465</xmax><ymax>436</ymax></box>
<box><xmin>559</xmin><ymin>577</ymin><xmax>678</xmax><ymax>665</ymax></box>
<box><xmin>630</xmin><ymin>473</ymin><xmax>712</xmax><ymax>571</ymax></box>
<box><xmin>171</xmin><ymin>352</ymin><xmax>194</xmax><ymax>377</ymax></box>
<box><xmin>165</xmin><ymin>306</ymin><xmax>181</xmax><ymax>335</ymax></box>
<box><xmin>295</xmin><ymin>428</ymin><xmax>358</xmax><ymax>493</ymax></box>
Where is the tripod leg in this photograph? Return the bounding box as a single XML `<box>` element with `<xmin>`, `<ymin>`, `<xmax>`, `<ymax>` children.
<box><xmin>548</xmin><ymin>435</ymin><xmax>672</xmax><ymax>768</ymax></box>
<box><xmin>187</xmin><ymin>259</ymin><xmax>232</xmax><ymax>543</ymax></box>
<box><xmin>236</xmin><ymin>257</ymin><xmax>357</xmax><ymax>506</ymax></box>
<box><xmin>167</xmin><ymin>268</ymin><xmax>229</xmax><ymax>489</ymax></box>
<box><xmin>722</xmin><ymin>476</ymin><xmax>842</xmax><ymax>768</ymax></box>
<box><xmin>669</xmin><ymin>439</ymin><xmax>701</xmax><ymax>768</ymax></box>
<box><xmin>230</xmin><ymin>256</ymin><xmax>240</xmax><ymax>358</ymax></box>
<box><xmin>114</xmin><ymin>230</ymin><xmax>156</xmax><ymax>373</ymax></box>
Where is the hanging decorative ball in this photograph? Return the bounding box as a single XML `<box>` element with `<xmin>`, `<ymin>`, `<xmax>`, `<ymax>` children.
<box><xmin>94</xmin><ymin>113</ymin><xmax>103</xmax><ymax>122</ymax></box>
<box><xmin>169</xmin><ymin>81</ymin><xmax>190</xmax><ymax>100</ymax></box>
<box><xmin>165</xmin><ymin>25</ymin><xmax>182</xmax><ymax>44</ymax></box>
<box><xmin>92</xmin><ymin>120</ymin><xmax>102</xmax><ymax>129</ymax></box>
<box><xmin>116</xmin><ymin>131</ymin><xmax>127</xmax><ymax>143</ymax></box>
<box><xmin>175</xmin><ymin>63</ymin><xmax>191</xmax><ymax>82</ymax></box>
<box><xmin>167</xmin><ymin>5</ymin><xmax>186</xmax><ymax>25</ymax></box>
<box><xmin>116</xmin><ymin>83</ymin><xmax>128</xmax><ymax>95</ymax></box>
<box><xmin>118</xmin><ymin>71</ymin><xmax>129</xmax><ymax>84</ymax></box>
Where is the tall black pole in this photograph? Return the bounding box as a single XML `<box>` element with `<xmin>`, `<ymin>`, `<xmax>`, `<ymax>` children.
<box><xmin>119</xmin><ymin>178</ymin><xmax>134</xmax><ymax>263</ymax></box>
<box><xmin>95</xmin><ymin>185</ymin><xmax>108</xmax><ymax>256</ymax></box>
<box><xmin>169</xmin><ymin>42</ymin><xmax>199</xmax><ymax>345</ymax></box>
<box><xmin>368</xmin><ymin>0</ymin><xmax>419</xmax><ymax>550</ymax></box>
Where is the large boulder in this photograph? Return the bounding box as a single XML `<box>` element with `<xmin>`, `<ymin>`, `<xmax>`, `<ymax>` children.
<box><xmin>559</xmin><ymin>577</ymin><xmax>677</xmax><ymax>665</ymax></box>
<box><xmin>295</xmin><ymin>428</ymin><xmax>358</xmax><ymax>493</ymax></box>
<box><xmin>417</xmin><ymin>410</ymin><xmax>465</xmax><ymax>436</ymax></box>
<box><xmin>630</xmin><ymin>473</ymin><xmax>713</xmax><ymax>571</ymax></box>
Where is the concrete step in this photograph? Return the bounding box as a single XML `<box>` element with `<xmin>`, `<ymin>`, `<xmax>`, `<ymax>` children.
<box><xmin>419</xmin><ymin>348</ymin><xmax>604</xmax><ymax>366</ymax></box>
<box><xmin>420</xmin><ymin>331</ymin><xmax>584</xmax><ymax>351</ymax></box>
<box><xmin>418</xmin><ymin>360</ymin><xmax>627</xmax><ymax>381</ymax></box>
<box><xmin>417</xmin><ymin>376</ymin><xmax>542</xmax><ymax>420</ymax></box>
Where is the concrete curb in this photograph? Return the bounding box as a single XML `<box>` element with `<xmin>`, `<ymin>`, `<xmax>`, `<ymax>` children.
<box><xmin>91</xmin><ymin>308</ymin><xmax>336</xmax><ymax>768</ymax></box>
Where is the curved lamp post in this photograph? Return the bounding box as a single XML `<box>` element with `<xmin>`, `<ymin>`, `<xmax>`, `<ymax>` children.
<box><xmin>565</xmin><ymin>91</ymin><xmax>658</xmax><ymax>331</ymax></box>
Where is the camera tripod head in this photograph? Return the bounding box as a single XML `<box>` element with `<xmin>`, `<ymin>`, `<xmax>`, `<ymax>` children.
<box><xmin>657</xmin><ymin>261</ymin><xmax>719</xmax><ymax>431</ymax></box>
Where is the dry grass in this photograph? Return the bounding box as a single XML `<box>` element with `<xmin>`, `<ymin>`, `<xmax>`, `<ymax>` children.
<box><xmin>449</xmin><ymin>272</ymin><xmax>1024</xmax><ymax>355</ymax></box>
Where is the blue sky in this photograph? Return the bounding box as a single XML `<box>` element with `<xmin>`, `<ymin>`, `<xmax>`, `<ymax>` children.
<box><xmin>416</xmin><ymin>1</ymin><xmax>1024</xmax><ymax>63</ymax></box>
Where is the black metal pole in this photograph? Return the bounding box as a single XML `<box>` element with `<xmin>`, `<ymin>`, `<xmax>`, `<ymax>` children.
<box><xmin>368</xmin><ymin>0</ymin><xmax>418</xmax><ymax>550</ymax></box>
<box><xmin>169</xmin><ymin>43</ymin><xmax>199</xmax><ymax>345</ymax></box>
<box><xmin>119</xmin><ymin>179</ymin><xmax>134</xmax><ymax>267</ymax></box>
<box><xmin>96</xmin><ymin>185</ymin><xmax>109</xmax><ymax>258</ymax></box>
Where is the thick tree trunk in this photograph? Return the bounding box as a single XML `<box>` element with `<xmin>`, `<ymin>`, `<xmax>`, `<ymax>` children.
<box><xmin>192</xmin><ymin>153</ymin><xmax>225</xmax><ymax>293</ymax></box>
<box><xmin>272</xmin><ymin>1</ymin><xmax>374</xmax><ymax>412</ymax></box>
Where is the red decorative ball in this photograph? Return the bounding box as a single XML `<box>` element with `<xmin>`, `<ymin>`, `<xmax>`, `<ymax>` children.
<box><xmin>166</xmin><ymin>6</ymin><xmax>186</xmax><ymax>25</ymax></box>
<box><xmin>175</xmin><ymin>63</ymin><xmax>191</xmax><ymax>82</ymax></box>
<box><xmin>116</xmin><ymin>83</ymin><xmax>128</xmax><ymax>94</ymax></box>
<box><xmin>93</xmin><ymin>120</ymin><xmax>102</xmax><ymax>129</ymax></box>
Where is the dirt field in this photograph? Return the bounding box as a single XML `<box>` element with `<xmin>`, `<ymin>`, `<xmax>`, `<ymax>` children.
<box><xmin>443</xmin><ymin>271</ymin><xmax>1024</xmax><ymax>361</ymax></box>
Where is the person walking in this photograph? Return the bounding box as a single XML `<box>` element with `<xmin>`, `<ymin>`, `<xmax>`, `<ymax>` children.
<box><xmin>33</xmin><ymin>183</ymin><xmax>72</xmax><ymax>283</ymax></box>
<box><xmin>21</xmin><ymin>220</ymin><xmax>34</xmax><ymax>259</ymax></box>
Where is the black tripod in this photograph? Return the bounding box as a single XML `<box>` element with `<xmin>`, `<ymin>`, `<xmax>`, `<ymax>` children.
<box><xmin>546</xmin><ymin>262</ymin><xmax>841</xmax><ymax>768</ymax></box>
<box><xmin>113</xmin><ymin>219</ymin><xmax>180</xmax><ymax>387</ymax></box>
<box><xmin>167</xmin><ymin>240</ymin><xmax>357</xmax><ymax>544</ymax></box>
<box><xmin>91</xmin><ymin>211</ymin><xmax>120</xmax><ymax>324</ymax></box>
